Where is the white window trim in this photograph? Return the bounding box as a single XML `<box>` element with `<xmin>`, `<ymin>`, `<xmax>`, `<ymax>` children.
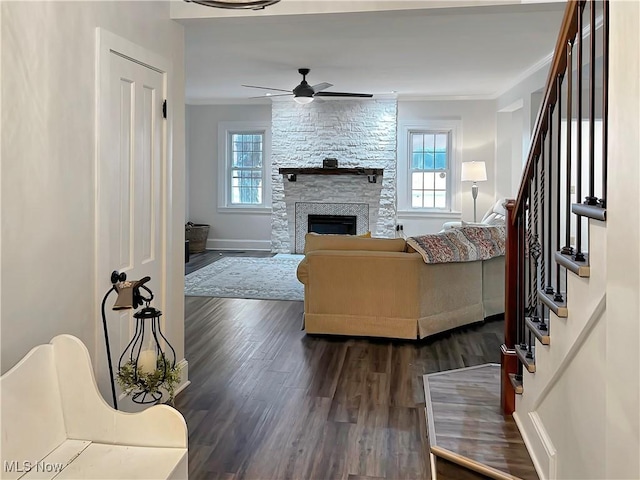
<box><xmin>217</xmin><ymin>121</ymin><xmax>272</xmax><ymax>213</ymax></box>
<box><xmin>397</xmin><ymin>120</ymin><xmax>463</xmax><ymax>215</ymax></box>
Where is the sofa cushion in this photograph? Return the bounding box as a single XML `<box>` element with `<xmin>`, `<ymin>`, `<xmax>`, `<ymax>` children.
<box><xmin>303</xmin><ymin>233</ymin><xmax>406</xmax><ymax>254</ymax></box>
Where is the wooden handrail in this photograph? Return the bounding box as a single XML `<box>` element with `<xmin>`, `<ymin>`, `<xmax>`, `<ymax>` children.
<box><xmin>513</xmin><ymin>0</ymin><xmax>582</xmax><ymax>220</ymax></box>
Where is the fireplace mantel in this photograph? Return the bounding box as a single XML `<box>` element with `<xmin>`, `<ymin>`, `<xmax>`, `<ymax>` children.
<box><xmin>278</xmin><ymin>167</ymin><xmax>384</xmax><ymax>183</ymax></box>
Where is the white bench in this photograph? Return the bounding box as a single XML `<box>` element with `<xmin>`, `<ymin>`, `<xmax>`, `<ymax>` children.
<box><xmin>0</xmin><ymin>335</ymin><xmax>188</xmax><ymax>480</ymax></box>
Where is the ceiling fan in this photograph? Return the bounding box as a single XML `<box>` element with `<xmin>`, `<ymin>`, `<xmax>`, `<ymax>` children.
<box><xmin>243</xmin><ymin>68</ymin><xmax>373</xmax><ymax>104</ymax></box>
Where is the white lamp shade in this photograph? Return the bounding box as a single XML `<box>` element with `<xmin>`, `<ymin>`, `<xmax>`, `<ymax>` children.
<box><xmin>294</xmin><ymin>96</ymin><xmax>314</xmax><ymax>105</ymax></box>
<box><xmin>461</xmin><ymin>161</ymin><xmax>487</xmax><ymax>182</ymax></box>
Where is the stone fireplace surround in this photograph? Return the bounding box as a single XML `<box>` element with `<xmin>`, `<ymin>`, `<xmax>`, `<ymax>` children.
<box><xmin>270</xmin><ymin>98</ymin><xmax>398</xmax><ymax>253</ymax></box>
<box><xmin>272</xmin><ymin>172</ymin><xmax>391</xmax><ymax>253</ymax></box>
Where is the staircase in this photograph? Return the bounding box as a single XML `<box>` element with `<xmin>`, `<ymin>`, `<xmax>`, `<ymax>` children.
<box><xmin>501</xmin><ymin>1</ymin><xmax>620</xmax><ymax>479</ymax></box>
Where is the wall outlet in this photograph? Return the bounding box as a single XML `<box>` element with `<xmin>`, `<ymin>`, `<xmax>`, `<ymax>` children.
<box><xmin>570</xmin><ymin>235</ymin><xmax>576</xmax><ymax>245</ymax></box>
<box><xmin>570</xmin><ymin>185</ymin><xmax>576</xmax><ymax>194</ymax></box>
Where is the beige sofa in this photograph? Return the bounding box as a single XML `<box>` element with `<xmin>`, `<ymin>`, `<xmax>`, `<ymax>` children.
<box><xmin>296</xmin><ymin>233</ymin><xmax>504</xmax><ymax>340</ymax></box>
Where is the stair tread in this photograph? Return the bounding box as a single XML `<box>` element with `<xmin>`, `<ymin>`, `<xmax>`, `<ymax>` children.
<box><xmin>516</xmin><ymin>345</ymin><xmax>536</xmax><ymax>373</ymax></box>
<box><xmin>509</xmin><ymin>373</ymin><xmax>523</xmax><ymax>395</ymax></box>
<box><xmin>555</xmin><ymin>251</ymin><xmax>590</xmax><ymax>277</ymax></box>
<box><xmin>525</xmin><ymin>316</ymin><xmax>551</xmax><ymax>345</ymax></box>
<box><xmin>538</xmin><ymin>289</ymin><xmax>568</xmax><ymax>317</ymax></box>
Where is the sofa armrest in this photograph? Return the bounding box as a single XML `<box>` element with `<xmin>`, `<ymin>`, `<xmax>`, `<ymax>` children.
<box><xmin>297</xmin><ymin>257</ymin><xmax>309</xmax><ymax>285</ymax></box>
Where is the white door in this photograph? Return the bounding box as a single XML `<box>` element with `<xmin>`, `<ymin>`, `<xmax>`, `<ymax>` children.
<box><xmin>97</xmin><ymin>49</ymin><xmax>166</xmax><ymax>407</ymax></box>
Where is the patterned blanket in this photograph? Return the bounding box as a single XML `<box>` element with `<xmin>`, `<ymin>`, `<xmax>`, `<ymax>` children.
<box><xmin>407</xmin><ymin>225</ymin><xmax>506</xmax><ymax>264</ymax></box>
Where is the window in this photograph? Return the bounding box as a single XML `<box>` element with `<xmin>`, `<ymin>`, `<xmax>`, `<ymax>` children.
<box><xmin>410</xmin><ymin>131</ymin><xmax>450</xmax><ymax>209</ymax></box>
<box><xmin>229</xmin><ymin>132</ymin><xmax>264</xmax><ymax>205</ymax></box>
<box><xmin>217</xmin><ymin>121</ymin><xmax>271</xmax><ymax>212</ymax></box>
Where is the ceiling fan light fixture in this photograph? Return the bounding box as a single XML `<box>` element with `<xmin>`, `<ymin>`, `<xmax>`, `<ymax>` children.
<box><xmin>294</xmin><ymin>96</ymin><xmax>314</xmax><ymax>105</ymax></box>
<box><xmin>243</xmin><ymin>67</ymin><xmax>373</xmax><ymax>102</ymax></box>
<box><xmin>185</xmin><ymin>0</ymin><xmax>280</xmax><ymax>10</ymax></box>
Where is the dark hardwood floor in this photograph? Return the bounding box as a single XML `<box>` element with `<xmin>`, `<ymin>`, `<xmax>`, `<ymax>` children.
<box><xmin>175</xmin><ymin>293</ymin><xmax>504</xmax><ymax>480</ymax></box>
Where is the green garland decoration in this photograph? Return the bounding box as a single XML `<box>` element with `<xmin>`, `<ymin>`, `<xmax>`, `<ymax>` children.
<box><xmin>117</xmin><ymin>355</ymin><xmax>181</xmax><ymax>404</ymax></box>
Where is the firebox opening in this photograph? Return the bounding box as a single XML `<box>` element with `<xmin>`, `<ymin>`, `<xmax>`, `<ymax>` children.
<box><xmin>308</xmin><ymin>215</ymin><xmax>357</xmax><ymax>235</ymax></box>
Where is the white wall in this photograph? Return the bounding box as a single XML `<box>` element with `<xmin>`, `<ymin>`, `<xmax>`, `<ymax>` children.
<box><xmin>605</xmin><ymin>1</ymin><xmax>640</xmax><ymax>477</ymax></box>
<box><xmin>0</xmin><ymin>1</ymin><xmax>186</xmax><ymax>401</ymax></box>
<box><xmin>397</xmin><ymin>99</ymin><xmax>497</xmax><ymax>236</ymax></box>
<box><xmin>495</xmin><ymin>64</ymin><xmax>548</xmax><ymax>200</ymax></box>
<box><xmin>187</xmin><ymin>104</ymin><xmax>272</xmax><ymax>250</ymax></box>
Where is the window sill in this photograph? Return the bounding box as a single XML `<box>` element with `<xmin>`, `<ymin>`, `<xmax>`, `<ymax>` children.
<box><xmin>217</xmin><ymin>206</ymin><xmax>273</xmax><ymax>215</ymax></box>
<box><xmin>397</xmin><ymin>210</ymin><xmax>462</xmax><ymax>219</ymax></box>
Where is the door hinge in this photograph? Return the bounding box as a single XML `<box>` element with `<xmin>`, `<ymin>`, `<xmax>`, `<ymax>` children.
<box><xmin>162</xmin><ymin>99</ymin><xmax>167</xmax><ymax>119</ymax></box>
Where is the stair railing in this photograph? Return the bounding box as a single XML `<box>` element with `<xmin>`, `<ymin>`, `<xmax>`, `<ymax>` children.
<box><xmin>502</xmin><ymin>0</ymin><xmax>609</xmax><ymax>414</ymax></box>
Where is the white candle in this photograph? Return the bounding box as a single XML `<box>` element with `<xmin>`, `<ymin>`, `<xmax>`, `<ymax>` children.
<box><xmin>137</xmin><ymin>349</ymin><xmax>157</xmax><ymax>375</ymax></box>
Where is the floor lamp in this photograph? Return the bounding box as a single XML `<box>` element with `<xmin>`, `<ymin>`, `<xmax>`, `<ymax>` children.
<box><xmin>461</xmin><ymin>161</ymin><xmax>487</xmax><ymax>222</ymax></box>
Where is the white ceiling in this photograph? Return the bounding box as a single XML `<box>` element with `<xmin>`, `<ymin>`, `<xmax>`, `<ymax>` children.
<box><xmin>181</xmin><ymin>2</ymin><xmax>566</xmax><ymax>104</ymax></box>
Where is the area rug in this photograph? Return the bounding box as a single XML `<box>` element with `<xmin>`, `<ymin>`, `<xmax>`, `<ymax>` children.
<box><xmin>184</xmin><ymin>254</ymin><xmax>304</xmax><ymax>301</ymax></box>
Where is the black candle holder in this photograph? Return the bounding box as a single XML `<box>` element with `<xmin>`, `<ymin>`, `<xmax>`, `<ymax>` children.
<box><xmin>101</xmin><ymin>271</ymin><xmax>176</xmax><ymax>409</ymax></box>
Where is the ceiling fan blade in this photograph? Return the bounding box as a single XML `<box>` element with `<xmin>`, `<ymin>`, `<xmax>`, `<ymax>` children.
<box><xmin>242</xmin><ymin>84</ymin><xmax>292</xmax><ymax>93</ymax></box>
<box><xmin>315</xmin><ymin>91</ymin><xmax>373</xmax><ymax>98</ymax></box>
<box><xmin>311</xmin><ymin>82</ymin><xmax>333</xmax><ymax>93</ymax></box>
<box><xmin>248</xmin><ymin>93</ymin><xmax>293</xmax><ymax>99</ymax></box>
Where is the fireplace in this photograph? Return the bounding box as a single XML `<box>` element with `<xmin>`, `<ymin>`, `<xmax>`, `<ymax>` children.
<box><xmin>294</xmin><ymin>202</ymin><xmax>369</xmax><ymax>253</ymax></box>
<box><xmin>308</xmin><ymin>215</ymin><xmax>357</xmax><ymax>235</ymax></box>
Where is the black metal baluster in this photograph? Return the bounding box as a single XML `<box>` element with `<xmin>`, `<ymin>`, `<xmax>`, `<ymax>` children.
<box><xmin>518</xmin><ymin>204</ymin><xmax>529</xmax><ymax>371</ymax></box>
<box><xmin>545</xmin><ymin>104</ymin><xmax>555</xmax><ymax>296</ymax></box>
<box><xmin>527</xmin><ymin>183</ymin><xmax>537</xmax><ymax>322</ymax></box>
<box><xmin>533</xmin><ymin>156</ymin><xmax>547</xmax><ymax>333</ymax></box>
<box><xmin>574</xmin><ymin>4</ymin><xmax>586</xmax><ymax>262</ymax></box>
<box><xmin>562</xmin><ymin>39</ymin><xmax>575</xmax><ymax>255</ymax></box>
<box><xmin>540</xmin><ymin>140</ymin><xmax>546</xmax><ymax>293</ymax></box>
<box><xmin>530</xmin><ymin>175</ymin><xmax>542</xmax><ymax>325</ymax></box>
<box><xmin>527</xmin><ymin>330</ymin><xmax>534</xmax><ymax>360</ymax></box>
<box><xmin>555</xmin><ymin>73</ymin><xmax>565</xmax><ymax>302</ymax></box>
<box><xmin>585</xmin><ymin>0</ymin><xmax>599</xmax><ymax>205</ymax></box>
<box><xmin>600</xmin><ymin>0</ymin><xmax>609</xmax><ymax>208</ymax></box>
<box><xmin>519</xmin><ymin>208</ymin><xmax>527</xmax><ymax>352</ymax></box>
<box><xmin>519</xmin><ymin>213</ymin><xmax>532</xmax><ymax>359</ymax></box>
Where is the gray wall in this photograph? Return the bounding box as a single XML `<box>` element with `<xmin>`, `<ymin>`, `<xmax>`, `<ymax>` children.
<box><xmin>187</xmin><ymin>104</ymin><xmax>272</xmax><ymax>250</ymax></box>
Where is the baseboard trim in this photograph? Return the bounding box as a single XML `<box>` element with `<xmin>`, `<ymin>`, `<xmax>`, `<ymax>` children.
<box><xmin>513</xmin><ymin>410</ymin><xmax>557</xmax><ymax>480</ymax></box>
<box><xmin>174</xmin><ymin>358</ymin><xmax>190</xmax><ymax>396</ymax></box>
<box><xmin>531</xmin><ymin>411</ymin><xmax>557</xmax><ymax>479</ymax></box>
<box><xmin>206</xmin><ymin>238</ymin><xmax>271</xmax><ymax>251</ymax></box>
